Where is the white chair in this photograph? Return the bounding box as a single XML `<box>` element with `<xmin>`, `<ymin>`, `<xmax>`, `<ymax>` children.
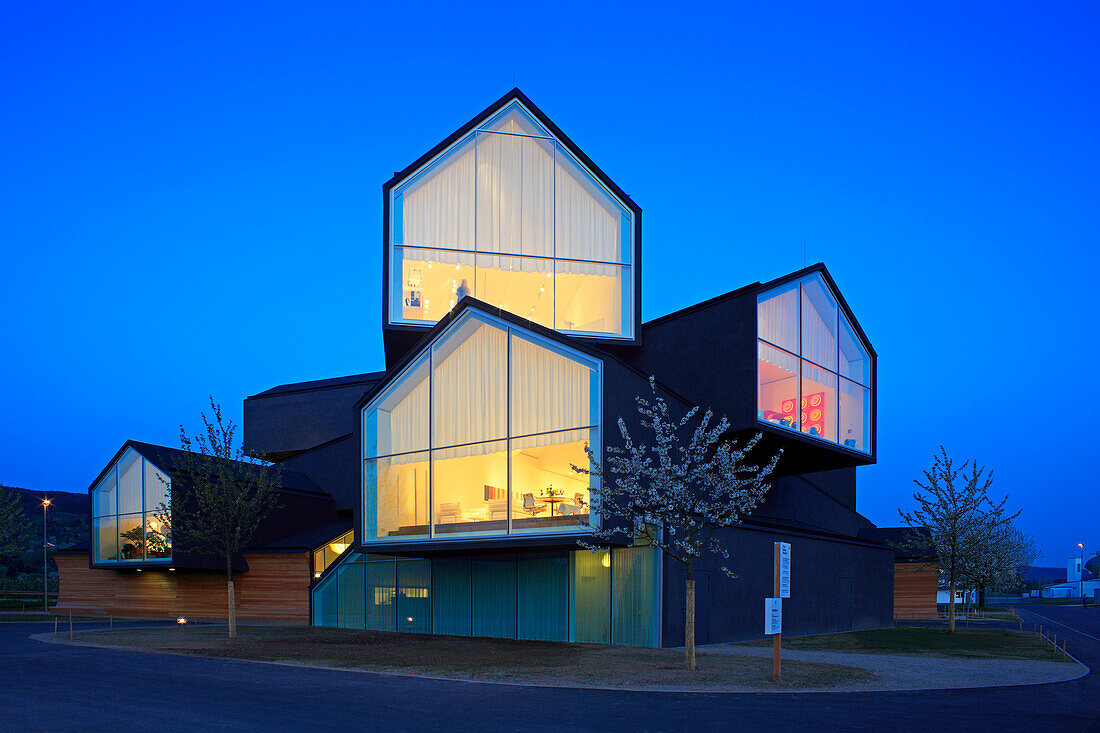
<box><xmin>437</xmin><ymin>502</ymin><xmax>462</xmax><ymax>523</ymax></box>
<box><xmin>521</xmin><ymin>493</ymin><xmax>546</xmax><ymax>516</ymax></box>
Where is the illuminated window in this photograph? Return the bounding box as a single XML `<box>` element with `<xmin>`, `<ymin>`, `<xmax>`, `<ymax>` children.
<box><xmin>757</xmin><ymin>273</ymin><xmax>872</xmax><ymax>453</ymax></box>
<box><xmin>313</xmin><ymin>529</ymin><xmax>355</xmax><ymax>578</ymax></box>
<box><xmin>389</xmin><ymin>100</ymin><xmax>634</xmax><ymax>339</ymax></box>
<box><xmin>363</xmin><ymin>311</ymin><xmax>601</xmax><ymax>541</ymax></box>
<box><xmin>91</xmin><ymin>448</ymin><xmax>172</xmax><ymax>563</ymax></box>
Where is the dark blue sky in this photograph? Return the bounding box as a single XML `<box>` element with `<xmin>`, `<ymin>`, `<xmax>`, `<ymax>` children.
<box><xmin>2</xmin><ymin>2</ymin><xmax>1096</xmax><ymax>565</ymax></box>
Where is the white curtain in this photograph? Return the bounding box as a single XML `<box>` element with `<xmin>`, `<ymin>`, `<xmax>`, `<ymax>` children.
<box><xmin>397</xmin><ymin>120</ymin><xmax>626</xmax><ymax>275</ymax></box>
<box><xmin>380</xmin><ymin>370</ymin><xmax>430</xmax><ymax>460</ymax></box>
<box><xmin>431</xmin><ymin>321</ymin><xmax>508</xmax><ymax>446</ymax></box>
<box><xmin>800</xmin><ymin>283</ymin><xmax>837</xmax><ymax>370</ymax></box>
<box><xmin>401</xmin><ymin>141</ymin><xmax>475</xmax><ymax>250</ymax></box>
<box><xmin>555</xmin><ymin>154</ymin><xmax>621</xmax><ymax>268</ymax></box>
<box><xmin>476</xmin><ymin>129</ymin><xmax>554</xmax><ymax>258</ymax></box>
<box><xmin>510</xmin><ymin>335</ymin><xmax>592</xmax><ymax>439</ymax></box>
<box><xmin>757</xmin><ymin>284</ymin><xmax>799</xmax><ymax>354</ymax></box>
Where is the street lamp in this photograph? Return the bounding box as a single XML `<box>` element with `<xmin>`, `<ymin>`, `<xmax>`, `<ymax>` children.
<box><xmin>1079</xmin><ymin>542</ymin><xmax>1085</xmax><ymax>605</ymax></box>
<box><xmin>41</xmin><ymin>497</ymin><xmax>51</xmax><ymax>611</ymax></box>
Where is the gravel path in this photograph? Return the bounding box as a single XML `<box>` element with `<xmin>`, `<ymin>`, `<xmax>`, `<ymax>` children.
<box><xmin>698</xmin><ymin>642</ymin><xmax>1089</xmax><ymax>691</ymax></box>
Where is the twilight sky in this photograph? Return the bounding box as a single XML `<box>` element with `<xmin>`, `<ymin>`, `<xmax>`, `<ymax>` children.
<box><xmin>2</xmin><ymin>2</ymin><xmax>1097</xmax><ymax>565</ymax></box>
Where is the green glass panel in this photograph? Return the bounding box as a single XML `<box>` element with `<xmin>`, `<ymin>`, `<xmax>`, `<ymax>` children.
<box><xmin>313</xmin><ymin>571</ymin><xmax>338</xmax><ymax>627</ymax></box>
<box><xmin>571</xmin><ymin>549</ymin><xmax>610</xmax><ymax>643</ymax></box>
<box><xmin>337</xmin><ymin>560</ymin><xmax>365</xmax><ymax>629</ymax></box>
<box><xmin>397</xmin><ymin>559</ymin><xmax>431</xmax><ymax>634</ymax></box>
<box><xmin>611</xmin><ymin>546</ymin><xmax>659</xmax><ymax>646</ymax></box>
<box><xmin>517</xmin><ymin>553</ymin><xmax>569</xmax><ymax>641</ymax></box>
<box><xmin>472</xmin><ymin>555</ymin><xmax>517</xmax><ymax>638</ymax></box>
<box><xmin>431</xmin><ymin>557</ymin><xmax>472</xmax><ymax>636</ymax></box>
<box><xmin>366</xmin><ymin>560</ymin><xmax>397</xmax><ymax>631</ymax></box>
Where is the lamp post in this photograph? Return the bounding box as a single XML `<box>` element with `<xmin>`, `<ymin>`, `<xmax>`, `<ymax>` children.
<box><xmin>41</xmin><ymin>497</ymin><xmax>51</xmax><ymax>611</ymax></box>
<box><xmin>1079</xmin><ymin>542</ymin><xmax>1085</xmax><ymax>605</ymax></box>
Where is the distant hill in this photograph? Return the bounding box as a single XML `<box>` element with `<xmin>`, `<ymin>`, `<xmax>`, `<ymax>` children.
<box><xmin>1</xmin><ymin>485</ymin><xmax>88</xmax><ymax>578</ymax></box>
<box><xmin>9</xmin><ymin>486</ymin><xmax>86</xmax><ymax>516</ymax></box>
<box><xmin>1022</xmin><ymin>566</ymin><xmax>1068</xmax><ymax>584</ymax></box>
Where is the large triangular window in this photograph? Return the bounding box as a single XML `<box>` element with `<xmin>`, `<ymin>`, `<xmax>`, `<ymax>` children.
<box><xmin>362</xmin><ymin>311</ymin><xmax>602</xmax><ymax>541</ymax></box>
<box><xmin>757</xmin><ymin>273</ymin><xmax>873</xmax><ymax>453</ymax></box>
<box><xmin>389</xmin><ymin>99</ymin><xmax>634</xmax><ymax>338</ymax></box>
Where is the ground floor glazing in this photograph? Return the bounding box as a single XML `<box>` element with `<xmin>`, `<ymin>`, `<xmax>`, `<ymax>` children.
<box><xmin>311</xmin><ymin>546</ymin><xmax>660</xmax><ymax>646</ymax></box>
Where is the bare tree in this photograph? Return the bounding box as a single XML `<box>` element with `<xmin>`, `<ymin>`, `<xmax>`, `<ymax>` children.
<box><xmin>578</xmin><ymin>378</ymin><xmax>781</xmax><ymax>670</ymax></box>
<box><xmin>168</xmin><ymin>398</ymin><xmax>280</xmax><ymax>638</ymax></box>
<box><xmin>0</xmin><ymin>486</ymin><xmax>31</xmax><ymax>559</ymax></box>
<box><xmin>899</xmin><ymin>447</ymin><xmax>1018</xmax><ymax>632</ymax></box>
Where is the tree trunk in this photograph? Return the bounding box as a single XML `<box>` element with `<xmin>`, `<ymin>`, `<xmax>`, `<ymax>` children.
<box><xmin>948</xmin><ymin>581</ymin><xmax>956</xmax><ymax>633</ymax></box>
<box><xmin>227</xmin><ymin>557</ymin><xmax>237</xmax><ymax>639</ymax></box>
<box><xmin>685</xmin><ymin>563</ymin><xmax>696</xmax><ymax>671</ymax></box>
<box><xmin>978</xmin><ymin>586</ymin><xmax>986</xmax><ymax>609</ymax></box>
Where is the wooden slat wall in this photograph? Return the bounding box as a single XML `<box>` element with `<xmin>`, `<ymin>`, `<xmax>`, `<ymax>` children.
<box><xmin>894</xmin><ymin>561</ymin><xmax>939</xmax><ymax>619</ymax></box>
<box><xmin>53</xmin><ymin>552</ymin><xmax>311</xmax><ymax>623</ymax></box>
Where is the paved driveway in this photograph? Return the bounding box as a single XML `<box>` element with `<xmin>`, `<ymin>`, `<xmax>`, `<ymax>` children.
<box><xmin>1</xmin><ymin>606</ymin><xmax>1097</xmax><ymax>732</ymax></box>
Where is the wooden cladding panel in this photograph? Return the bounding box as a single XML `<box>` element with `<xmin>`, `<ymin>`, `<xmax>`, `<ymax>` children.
<box><xmin>54</xmin><ymin>552</ymin><xmax>311</xmax><ymax>623</ymax></box>
<box><xmin>894</xmin><ymin>561</ymin><xmax>939</xmax><ymax>619</ymax></box>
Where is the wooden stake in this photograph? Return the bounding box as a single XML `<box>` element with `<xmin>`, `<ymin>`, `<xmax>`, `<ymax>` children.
<box><xmin>1062</xmin><ymin>641</ymin><xmax>1066</xmax><ymax>662</ymax></box>
<box><xmin>68</xmin><ymin>609</ymin><xmax>72</xmax><ymax>640</ymax></box>
<box><xmin>773</xmin><ymin>543</ymin><xmax>781</xmax><ymax>683</ymax></box>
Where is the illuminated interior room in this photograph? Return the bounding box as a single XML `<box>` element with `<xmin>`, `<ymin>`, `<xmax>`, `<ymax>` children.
<box><xmin>387</xmin><ymin>99</ymin><xmax>634</xmax><ymax>341</ymax></box>
<box><xmin>91</xmin><ymin>446</ymin><xmax>172</xmax><ymax>564</ymax></box>
<box><xmin>363</xmin><ymin>310</ymin><xmax>599</xmax><ymax>541</ymax></box>
<box><xmin>757</xmin><ymin>271</ymin><xmax>873</xmax><ymax>454</ymax></box>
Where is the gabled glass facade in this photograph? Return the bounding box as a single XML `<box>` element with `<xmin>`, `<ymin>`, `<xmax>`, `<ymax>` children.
<box><xmin>362</xmin><ymin>310</ymin><xmax>601</xmax><ymax>542</ymax></box>
<box><xmin>756</xmin><ymin>273</ymin><xmax>873</xmax><ymax>453</ymax></box>
<box><xmin>91</xmin><ymin>447</ymin><xmax>172</xmax><ymax>564</ymax></box>
<box><xmin>388</xmin><ymin>100</ymin><xmax>634</xmax><ymax>339</ymax></box>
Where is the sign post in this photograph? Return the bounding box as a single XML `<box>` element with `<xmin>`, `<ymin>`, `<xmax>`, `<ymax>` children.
<box><xmin>766</xmin><ymin>542</ymin><xmax>791</xmax><ymax>682</ymax></box>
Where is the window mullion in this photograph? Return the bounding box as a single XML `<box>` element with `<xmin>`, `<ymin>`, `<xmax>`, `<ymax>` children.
<box><xmin>428</xmin><ymin>349</ymin><xmax>435</xmax><ymax>539</ymax></box>
<box><xmin>506</xmin><ymin>329</ymin><xmax>513</xmax><ymax>536</ymax></box>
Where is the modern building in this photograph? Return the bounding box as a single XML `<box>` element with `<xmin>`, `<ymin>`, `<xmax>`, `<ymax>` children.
<box><xmin>56</xmin><ymin>89</ymin><xmax>896</xmax><ymax>644</ymax></box>
<box><xmin>53</xmin><ymin>441</ymin><xmax>352</xmax><ymax>622</ymax></box>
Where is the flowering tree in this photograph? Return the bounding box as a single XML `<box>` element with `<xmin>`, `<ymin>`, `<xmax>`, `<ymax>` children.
<box><xmin>577</xmin><ymin>378</ymin><xmax>781</xmax><ymax>670</ymax></box>
<box><xmin>963</xmin><ymin>523</ymin><xmax>1038</xmax><ymax>607</ymax></box>
<box><xmin>899</xmin><ymin>447</ymin><xmax>1018</xmax><ymax>632</ymax></box>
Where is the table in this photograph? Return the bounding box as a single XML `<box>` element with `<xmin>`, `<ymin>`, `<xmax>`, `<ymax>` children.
<box><xmin>541</xmin><ymin>496</ymin><xmax>565</xmax><ymax>517</ymax></box>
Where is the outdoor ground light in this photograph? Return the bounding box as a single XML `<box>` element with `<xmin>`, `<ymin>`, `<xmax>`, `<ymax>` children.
<box><xmin>176</xmin><ymin>617</ymin><xmax>187</xmax><ymax>625</ymax></box>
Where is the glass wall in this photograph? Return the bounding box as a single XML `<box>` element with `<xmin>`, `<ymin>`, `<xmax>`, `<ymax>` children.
<box><xmin>91</xmin><ymin>448</ymin><xmax>172</xmax><ymax>563</ymax></box>
<box><xmin>312</xmin><ymin>547</ymin><xmax>660</xmax><ymax>647</ymax></box>
<box><xmin>313</xmin><ymin>529</ymin><xmax>354</xmax><ymax>579</ymax></box>
<box><xmin>389</xmin><ymin>100</ymin><xmax>634</xmax><ymax>339</ymax></box>
<box><xmin>363</xmin><ymin>312</ymin><xmax>601</xmax><ymax>542</ymax></box>
<box><xmin>757</xmin><ymin>273</ymin><xmax>873</xmax><ymax>453</ymax></box>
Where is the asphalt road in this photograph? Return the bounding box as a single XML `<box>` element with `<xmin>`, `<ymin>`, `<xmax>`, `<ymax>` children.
<box><xmin>1</xmin><ymin>606</ymin><xmax>1097</xmax><ymax>732</ymax></box>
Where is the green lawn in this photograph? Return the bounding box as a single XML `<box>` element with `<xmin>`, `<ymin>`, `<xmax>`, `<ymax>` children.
<box><xmin>740</xmin><ymin>626</ymin><xmax>1066</xmax><ymax>662</ymax></box>
<box><xmin>68</xmin><ymin>625</ymin><xmax>875</xmax><ymax>691</ymax></box>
